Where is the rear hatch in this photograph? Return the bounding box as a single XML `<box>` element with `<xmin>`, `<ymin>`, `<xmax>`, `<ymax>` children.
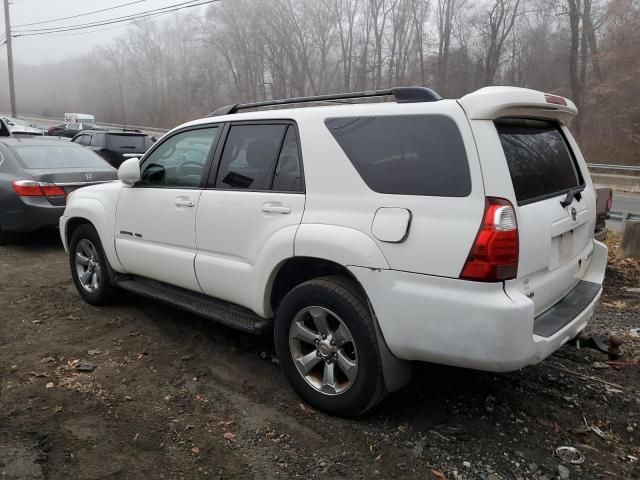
<box><xmin>495</xmin><ymin>118</ymin><xmax>595</xmax><ymax>316</ymax></box>
<box><xmin>13</xmin><ymin>142</ymin><xmax>117</xmax><ymax>206</ymax></box>
<box><xmin>106</xmin><ymin>133</ymin><xmax>149</xmax><ymax>166</ymax></box>
<box><xmin>459</xmin><ymin>88</ymin><xmax>597</xmax><ymax>319</ymax></box>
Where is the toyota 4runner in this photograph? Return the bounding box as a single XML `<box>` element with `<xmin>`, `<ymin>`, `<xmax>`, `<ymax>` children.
<box><xmin>60</xmin><ymin>86</ymin><xmax>607</xmax><ymax>416</ymax></box>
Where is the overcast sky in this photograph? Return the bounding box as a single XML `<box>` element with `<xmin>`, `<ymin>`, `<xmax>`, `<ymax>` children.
<box><xmin>2</xmin><ymin>0</ymin><xmax>210</xmax><ymax>65</ymax></box>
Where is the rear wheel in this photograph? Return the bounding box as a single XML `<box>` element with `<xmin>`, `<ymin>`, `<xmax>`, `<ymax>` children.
<box><xmin>69</xmin><ymin>224</ymin><xmax>115</xmax><ymax>305</ymax></box>
<box><xmin>274</xmin><ymin>276</ymin><xmax>386</xmax><ymax>417</ymax></box>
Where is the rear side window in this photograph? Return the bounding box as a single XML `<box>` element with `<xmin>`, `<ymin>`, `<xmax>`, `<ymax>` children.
<box><xmin>325</xmin><ymin>115</ymin><xmax>471</xmax><ymax>196</ymax></box>
<box><xmin>496</xmin><ymin>119</ymin><xmax>583</xmax><ymax>205</ymax></box>
<box><xmin>215</xmin><ymin>124</ymin><xmax>287</xmax><ymax>190</ymax></box>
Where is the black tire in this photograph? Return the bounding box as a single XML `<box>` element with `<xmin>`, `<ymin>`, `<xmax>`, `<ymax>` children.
<box><xmin>0</xmin><ymin>227</ymin><xmax>11</xmax><ymax>245</ymax></box>
<box><xmin>69</xmin><ymin>224</ymin><xmax>116</xmax><ymax>305</ymax></box>
<box><xmin>274</xmin><ymin>276</ymin><xmax>386</xmax><ymax>417</ymax></box>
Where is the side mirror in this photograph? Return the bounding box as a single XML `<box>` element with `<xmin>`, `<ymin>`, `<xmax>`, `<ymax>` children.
<box><xmin>118</xmin><ymin>157</ymin><xmax>141</xmax><ymax>186</ymax></box>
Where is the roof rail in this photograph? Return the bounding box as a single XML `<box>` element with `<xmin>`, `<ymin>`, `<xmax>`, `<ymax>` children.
<box><xmin>208</xmin><ymin>86</ymin><xmax>442</xmax><ymax>117</ymax></box>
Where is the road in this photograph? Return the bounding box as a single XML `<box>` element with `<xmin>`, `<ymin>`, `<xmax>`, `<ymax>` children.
<box><xmin>613</xmin><ymin>192</ymin><xmax>640</xmax><ymax>215</ymax></box>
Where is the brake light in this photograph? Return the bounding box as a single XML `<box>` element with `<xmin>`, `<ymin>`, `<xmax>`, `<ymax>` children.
<box><xmin>545</xmin><ymin>94</ymin><xmax>567</xmax><ymax>106</ymax></box>
<box><xmin>12</xmin><ymin>180</ymin><xmax>65</xmax><ymax>197</ymax></box>
<box><xmin>460</xmin><ymin>197</ymin><xmax>519</xmax><ymax>282</ymax></box>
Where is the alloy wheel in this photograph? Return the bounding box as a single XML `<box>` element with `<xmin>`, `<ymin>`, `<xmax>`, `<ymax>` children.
<box><xmin>288</xmin><ymin>306</ymin><xmax>358</xmax><ymax>395</ymax></box>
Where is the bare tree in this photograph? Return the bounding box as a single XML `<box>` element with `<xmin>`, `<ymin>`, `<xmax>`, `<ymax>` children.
<box><xmin>480</xmin><ymin>0</ymin><xmax>521</xmax><ymax>85</ymax></box>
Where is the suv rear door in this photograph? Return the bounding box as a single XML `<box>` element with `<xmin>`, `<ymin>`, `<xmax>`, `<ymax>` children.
<box><xmin>195</xmin><ymin>121</ymin><xmax>305</xmax><ymax>314</ymax></box>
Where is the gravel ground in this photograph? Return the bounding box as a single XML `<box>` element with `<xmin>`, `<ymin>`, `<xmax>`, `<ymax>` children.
<box><xmin>1</xmin><ymin>231</ymin><xmax>638</xmax><ymax>480</ymax></box>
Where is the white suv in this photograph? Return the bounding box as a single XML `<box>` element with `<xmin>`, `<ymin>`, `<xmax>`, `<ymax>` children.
<box><xmin>60</xmin><ymin>86</ymin><xmax>607</xmax><ymax>416</ymax></box>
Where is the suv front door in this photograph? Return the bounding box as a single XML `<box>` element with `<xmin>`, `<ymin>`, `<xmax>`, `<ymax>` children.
<box><xmin>195</xmin><ymin>122</ymin><xmax>305</xmax><ymax>314</ymax></box>
<box><xmin>115</xmin><ymin>126</ymin><xmax>220</xmax><ymax>291</ymax></box>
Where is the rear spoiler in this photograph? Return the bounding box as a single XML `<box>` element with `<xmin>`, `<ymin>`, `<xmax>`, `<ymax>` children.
<box><xmin>458</xmin><ymin>87</ymin><xmax>577</xmax><ymax>125</ymax></box>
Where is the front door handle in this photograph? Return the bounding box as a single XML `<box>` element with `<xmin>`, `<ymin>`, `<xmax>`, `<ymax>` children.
<box><xmin>262</xmin><ymin>203</ymin><xmax>291</xmax><ymax>214</ymax></box>
<box><xmin>175</xmin><ymin>198</ymin><xmax>196</xmax><ymax>207</ymax></box>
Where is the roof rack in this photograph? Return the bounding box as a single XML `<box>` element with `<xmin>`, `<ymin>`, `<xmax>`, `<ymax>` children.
<box><xmin>208</xmin><ymin>86</ymin><xmax>442</xmax><ymax>117</ymax></box>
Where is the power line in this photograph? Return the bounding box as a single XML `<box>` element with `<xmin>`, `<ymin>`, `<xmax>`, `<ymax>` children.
<box><xmin>21</xmin><ymin>10</ymin><xmax>176</xmax><ymax>38</ymax></box>
<box><xmin>13</xmin><ymin>0</ymin><xmax>149</xmax><ymax>28</ymax></box>
<box><xmin>13</xmin><ymin>0</ymin><xmax>210</xmax><ymax>36</ymax></box>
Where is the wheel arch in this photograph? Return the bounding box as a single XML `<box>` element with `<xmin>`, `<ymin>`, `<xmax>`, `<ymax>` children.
<box><xmin>268</xmin><ymin>256</ymin><xmax>411</xmax><ymax>393</ymax></box>
<box><xmin>62</xmin><ymin>197</ymin><xmax>124</xmax><ymax>273</ymax></box>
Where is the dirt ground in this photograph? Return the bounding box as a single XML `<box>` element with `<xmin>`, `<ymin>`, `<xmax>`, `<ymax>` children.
<box><xmin>1</xmin><ymin>232</ymin><xmax>638</xmax><ymax>480</ymax></box>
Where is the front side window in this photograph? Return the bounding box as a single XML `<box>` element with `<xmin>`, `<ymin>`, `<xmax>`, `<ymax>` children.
<box><xmin>325</xmin><ymin>115</ymin><xmax>471</xmax><ymax>196</ymax></box>
<box><xmin>139</xmin><ymin>127</ymin><xmax>219</xmax><ymax>188</ymax></box>
<box><xmin>215</xmin><ymin>124</ymin><xmax>287</xmax><ymax>190</ymax></box>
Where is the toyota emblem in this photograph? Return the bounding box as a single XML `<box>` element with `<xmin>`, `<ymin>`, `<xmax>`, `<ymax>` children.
<box><xmin>85</xmin><ymin>173</ymin><xmax>93</xmax><ymax>181</ymax></box>
<box><xmin>570</xmin><ymin>207</ymin><xmax>577</xmax><ymax>221</ymax></box>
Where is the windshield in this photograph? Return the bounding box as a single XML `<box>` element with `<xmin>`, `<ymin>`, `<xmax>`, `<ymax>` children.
<box><xmin>12</xmin><ymin>144</ymin><xmax>111</xmax><ymax>169</ymax></box>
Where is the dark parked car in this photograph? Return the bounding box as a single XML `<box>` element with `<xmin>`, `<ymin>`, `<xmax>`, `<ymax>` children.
<box><xmin>47</xmin><ymin>122</ymin><xmax>95</xmax><ymax>138</ymax></box>
<box><xmin>0</xmin><ymin>138</ymin><xmax>117</xmax><ymax>243</ymax></box>
<box><xmin>71</xmin><ymin>129</ymin><xmax>155</xmax><ymax>168</ymax></box>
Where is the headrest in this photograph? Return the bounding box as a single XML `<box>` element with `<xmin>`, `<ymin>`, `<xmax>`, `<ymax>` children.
<box><xmin>245</xmin><ymin>139</ymin><xmax>278</xmax><ymax>169</ymax></box>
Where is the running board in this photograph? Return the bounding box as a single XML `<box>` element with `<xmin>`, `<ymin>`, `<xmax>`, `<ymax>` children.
<box><xmin>116</xmin><ymin>276</ymin><xmax>272</xmax><ymax>335</ymax></box>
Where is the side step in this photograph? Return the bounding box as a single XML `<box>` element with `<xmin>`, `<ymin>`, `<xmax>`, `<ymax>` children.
<box><xmin>116</xmin><ymin>276</ymin><xmax>272</xmax><ymax>335</ymax></box>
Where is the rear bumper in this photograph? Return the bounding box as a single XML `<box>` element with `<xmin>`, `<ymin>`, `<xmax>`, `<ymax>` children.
<box><xmin>1</xmin><ymin>197</ymin><xmax>64</xmax><ymax>233</ymax></box>
<box><xmin>349</xmin><ymin>240</ymin><xmax>608</xmax><ymax>372</ymax></box>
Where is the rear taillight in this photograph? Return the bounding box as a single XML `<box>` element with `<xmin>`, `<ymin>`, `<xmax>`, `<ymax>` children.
<box><xmin>605</xmin><ymin>191</ymin><xmax>613</xmax><ymax>214</ymax></box>
<box><xmin>12</xmin><ymin>180</ymin><xmax>65</xmax><ymax>197</ymax></box>
<box><xmin>460</xmin><ymin>197</ymin><xmax>519</xmax><ymax>282</ymax></box>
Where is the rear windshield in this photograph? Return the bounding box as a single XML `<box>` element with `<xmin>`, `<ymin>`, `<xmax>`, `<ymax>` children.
<box><xmin>12</xmin><ymin>144</ymin><xmax>110</xmax><ymax>169</ymax></box>
<box><xmin>325</xmin><ymin>115</ymin><xmax>471</xmax><ymax>197</ymax></box>
<box><xmin>106</xmin><ymin>134</ymin><xmax>147</xmax><ymax>151</ymax></box>
<box><xmin>496</xmin><ymin>119</ymin><xmax>583</xmax><ymax>205</ymax></box>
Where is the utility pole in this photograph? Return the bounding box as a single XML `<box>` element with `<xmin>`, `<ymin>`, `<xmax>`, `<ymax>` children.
<box><xmin>3</xmin><ymin>0</ymin><xmax>16</xmax><ymax>117</ymax></box>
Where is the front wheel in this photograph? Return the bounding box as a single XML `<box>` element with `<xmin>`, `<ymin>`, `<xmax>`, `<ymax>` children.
<box><xmin>69</xmin><ymin>224</ymin><xmax>115</xmax><ymax>305</ymax></box>
<box><xmin>274</xmin><ymin>277</ymin><xmax>386</xmax><ymax>417</ymax></box>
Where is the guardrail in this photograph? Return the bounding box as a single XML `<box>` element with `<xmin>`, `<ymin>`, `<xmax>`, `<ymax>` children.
<box><xmin>5</xmin><ymin>113</ymin><xmax>168</xmax><ymax>137</ymax></box>
<box><xmin>587</xmin><ymin>163</ymin><xmax>640</xmax><ymax>172</ymax></box>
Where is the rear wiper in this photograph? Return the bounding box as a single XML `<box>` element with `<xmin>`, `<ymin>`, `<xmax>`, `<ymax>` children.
<box><xmin>559</xmin><ymin>185</ymin><xmax>584</xmax><ymax>208</ymax></box>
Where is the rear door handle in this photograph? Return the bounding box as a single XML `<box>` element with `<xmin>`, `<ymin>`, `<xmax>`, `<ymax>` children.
<box><xmin>175</xmin><ymin>198</ymin><xmax>196</xmax><ymax>207</ymax></box>
<box><xmin>262</xmin><ymin>204</ymin><xmax>291</xmax><ymax>214</ymax></box>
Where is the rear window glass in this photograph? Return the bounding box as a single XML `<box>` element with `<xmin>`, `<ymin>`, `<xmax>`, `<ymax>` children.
<box><xmin>106</xmin><ymin>134</ymin><xmax>147</xmax><ymax>151</ymax></box>
<box><xmin>496</xmin><ymin>119</ymin><xmax>583</xmax><ymax>205</ymax></box>
<box><xmin>325</xmin><ymin>115</ymin><xmax>471</xmax><ymax>196</ymax></box>
<box><xmin>12</xmin><ymin>144</ymin><xmax>109</xmax><ymax>169</ymax></box>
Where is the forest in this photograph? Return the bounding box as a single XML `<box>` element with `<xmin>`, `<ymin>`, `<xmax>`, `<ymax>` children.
<box><xmin>1</xmin><ymin>0</ymin><xmax>638</xmax><ymax>165</ymax></box>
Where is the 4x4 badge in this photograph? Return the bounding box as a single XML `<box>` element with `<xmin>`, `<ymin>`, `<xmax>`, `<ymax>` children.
<box><xmin>570</xmin><ymin>207</ymin><xmax>577</xmax><ymax>221</ymax></box>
